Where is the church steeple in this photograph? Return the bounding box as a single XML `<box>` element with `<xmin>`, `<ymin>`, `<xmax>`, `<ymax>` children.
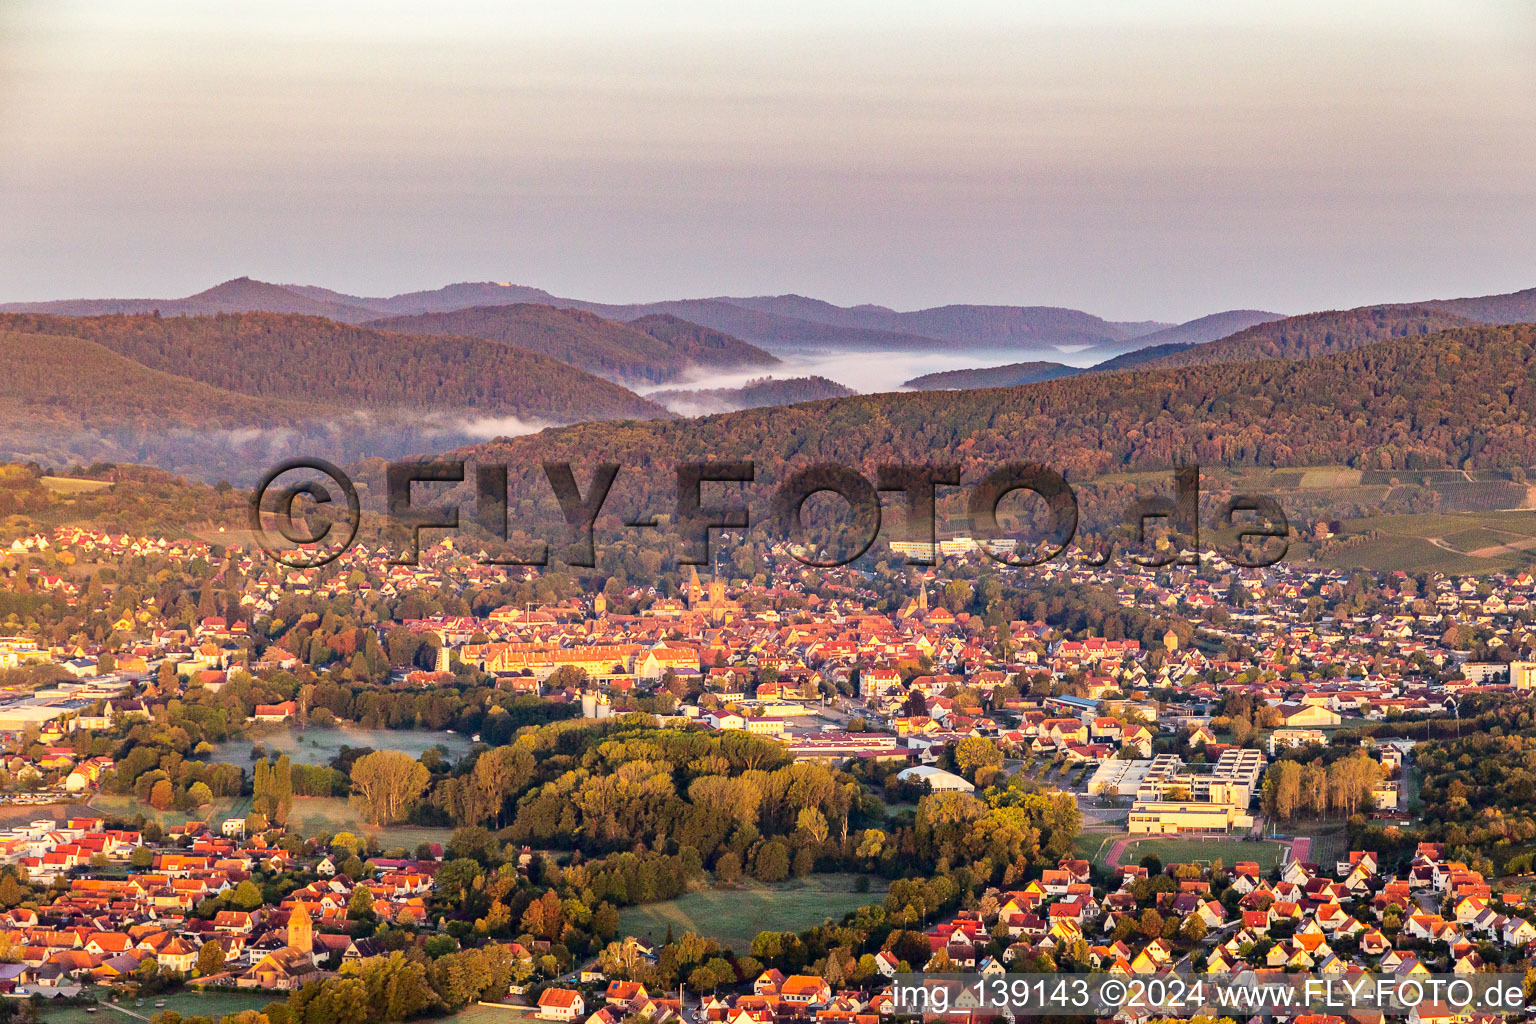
<box><xmin>687</xmin><ymin>566</ymin><xmax>703</xmax><ymax>608</ymax></box>
<box><xmin>288</xmin><ymin>902</ymin><xmax>313</xmax><ymax>954</ymax></box>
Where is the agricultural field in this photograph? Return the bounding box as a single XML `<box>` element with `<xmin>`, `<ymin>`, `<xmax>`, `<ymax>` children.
<box><xmin>618</xmin><ymin>874</ymin><xmax>886</xmax><ymax>951</ymax></box>
<box><xmin>1297</xmin><ymin>467</ymin><xmax>1363</xmax><ymax>489</ymax></box>
<box><xmin>38</xmin><ymin>476</ymin><xmax>112</xmax><ymax>494</ymax></box>
<box><xmin>1315</xmin><ymin>510</ymin><xmax>1536</xmax><ymax>572</ymax></box>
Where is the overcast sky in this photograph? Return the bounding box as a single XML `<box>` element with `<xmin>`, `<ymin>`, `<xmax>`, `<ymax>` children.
<box><xmin>2</xmin><ymin>1</ymin><xmax>1534</xmax><ymax>321</ymax></box>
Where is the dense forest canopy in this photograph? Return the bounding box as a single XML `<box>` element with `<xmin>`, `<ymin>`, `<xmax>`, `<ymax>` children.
<box><xmin>1135</xmin><ymin>305</ymin><xmax>1477</xmax><ymax>369</ymax></box>
<box><xmin>0</xmin><ymin>311</ymin><xmax>666</xmax><ymax>421</ymax></box>
<box><xmin>427</xmin><ymin>324</ymin><xmax>1536</xmax><ymax>544</ymax></box>
<box><xmin>365</xmin><ymin>305</ymin><xmax>779</xmax><ymax>386</ymax></box>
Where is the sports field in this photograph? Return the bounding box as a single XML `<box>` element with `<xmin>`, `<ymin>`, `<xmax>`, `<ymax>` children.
<box><xmin>1109</xmin><ymin>836</ymin><xmax>1284</xmax><ymax>871</ymax></box>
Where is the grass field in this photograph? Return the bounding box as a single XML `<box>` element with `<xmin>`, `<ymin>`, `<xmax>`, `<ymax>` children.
<box><xmin>1079</xmin><ymin>464</ymin><xmax>1536</xmax><ymax>572</ymax></box>
<box><xmin>286</xmin><ymin>796</ymin><xmax>458</xmax><ymax>848</ymax></box>
<box><xmin>448</xmin><ymin>1004</ymin><xmax>539</xmax><ymax>1024</ymax></box>
<box><xmin>88</xmin><ymin>793</ymin><xmax>255</xmax><ymax>827</ymax></box>
<box><xmin>1110</xmin><ymin>837</ymin><xmax>1284</xmax><ymax>871</ymax></box>
<box><xmin>210</xmin><ymin>726</ymin><xmax>474</xmax><ymax>766</ymax></box>
<box><xmin>0</xmin><ymin>802</ymin><xmax>93</xmax><ymax>827</ymax></box>
<box><xmin>618</xmin><ymin>874</ymin><xmax>887</xmax><ymax>951</ymax></box>
<box><xmin>86</xmin><ymin>793</ymin><xmax>454</xmax><ymax>848</ymax></box>
<box><xmin>40</xmin><ymin>988</ymin><xmax>281</xmax><ymax>1024</ymax></box>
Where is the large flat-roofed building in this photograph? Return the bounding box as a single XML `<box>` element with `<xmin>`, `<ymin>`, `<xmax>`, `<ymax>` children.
<box><xmin>1128</xmin><ymin>749</ymin><xmax>1265</xmax><ymax>834</ymax></box>
<box><xmin>1128</xmin><ymin>803</ymin><xmax>1240</xmax><ymax>834</ymax></box>
<box><xmin>1088</xmin><ymin>757</ymin><xmax>1155</xmax><ymax>797</ymax></box>
<box><xmin>1043</xmin><ymin>695</ymin><xmax>1100</xmax><ymax>718</ymax></box>
<box><xmin>784</xmin><ymin>732</ymin><xmax>905</xmax><ymax>763</ymax></box>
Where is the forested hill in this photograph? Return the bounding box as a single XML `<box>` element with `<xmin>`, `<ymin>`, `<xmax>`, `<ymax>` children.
<box><xmin>0</xmin><ymin>330</ymin><xmax>334</xmax><ymax>473</ymax></box>
<box><xmin>0</xmin><ymin>311</ymin><xmax>667</xmax><ymax>422</ymax></box>
<box><xmin>715</xmin><ymin>296</ymin><xmax>1165</xmax><ymax>348</ymax></box>
<box><xmin>448</xmin><ymin>324</ymin><xmax>1536</xmax><ymax>503</ymax></box>
<box><xmin>1117</xmin><ymin>309</ymin><xmax>1285</xmax><ymax>348</ymax></box>
<box><xmin>628</xmin><ymin>314</ymin><xmax>781</xmax><ymax>374</ymax></box>
<box><xmin>0</xmin><ymin>276</ymin><xmax>382</xmax><ymax>323</ymax></box>
<box><xmin>0</xmin><ymin>331</ymin><xmax>313</xmax><ymax>428</ymax></box>
<box><xmin>902</xmin><ymin>361</ymin><xmax>1076</xmax><ymax>391</ymax></box>
<box><xmin>1085</xmin><ymin>342</ymin><xmax>1197</xmax><ymax>371</ymax></box>
<box><xmin>365</xmin><ymin>304</ymin><xmax>779</xmax><ymax>386</ymax></box>
<box><xmin>1425</xmin><ymin>285</ymin><xmax>1536</xmax><ymax>325</ymax></box>
<box><xmin>1131</xmin><ymin>305</ymin><xmax>1479</xmax><ymax>369</ymax></box>
<box><xmin>649</xmin><ymin>376</ymin><xmax>856</xmax><ymax>414</ymax></box>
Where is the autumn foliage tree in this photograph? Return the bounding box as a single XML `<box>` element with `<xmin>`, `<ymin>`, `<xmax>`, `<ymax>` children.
<box><xmin>351</xmin><ymin>750</ymin><xmax>430</xmax><ymax>825</ymax></box>
<box><xmin>954</xmin><ymin>737</ymin><xmax>1003</xmax><ymax>783</ymax></box>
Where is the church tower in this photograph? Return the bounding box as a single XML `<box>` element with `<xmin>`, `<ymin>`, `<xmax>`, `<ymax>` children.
<box><xmin>288</xmin><ymin>903</ymin><xmax>313</xmax><ymax>954</ymax></box>
<box><xmin>687</xmin><ymin>566</ymin><xmax>703</xmax><ymax>608</ymax></box>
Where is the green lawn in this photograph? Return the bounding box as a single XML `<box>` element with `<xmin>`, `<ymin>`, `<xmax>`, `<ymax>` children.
<box><xmin>286</xmin><ymin>796</ymin><xmax>457</xmax><ymax>848</ymax></box>
<box><xmin>284</xmin><ymin>795</ymin><xmax>373</xmax><ymax>838</ymax></box>
<box><xmin>41</xmin><ymin>989</ymin><xmax>282</xmax><ymax>1024</ymax></box>
<box><xmin>618</xmin><ymin>873</ymin><xmax>886</xmax><ymax>951</ymax></box>
<box><xmin>1115</xmin><ymin>837</ymin><xmax>1284</xmax><ymax>871</ymax></box>
<box><xmin>448</xmin><ymin>1005</ymin><xmax>539</xmax><ymax>1024</ymax></box>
